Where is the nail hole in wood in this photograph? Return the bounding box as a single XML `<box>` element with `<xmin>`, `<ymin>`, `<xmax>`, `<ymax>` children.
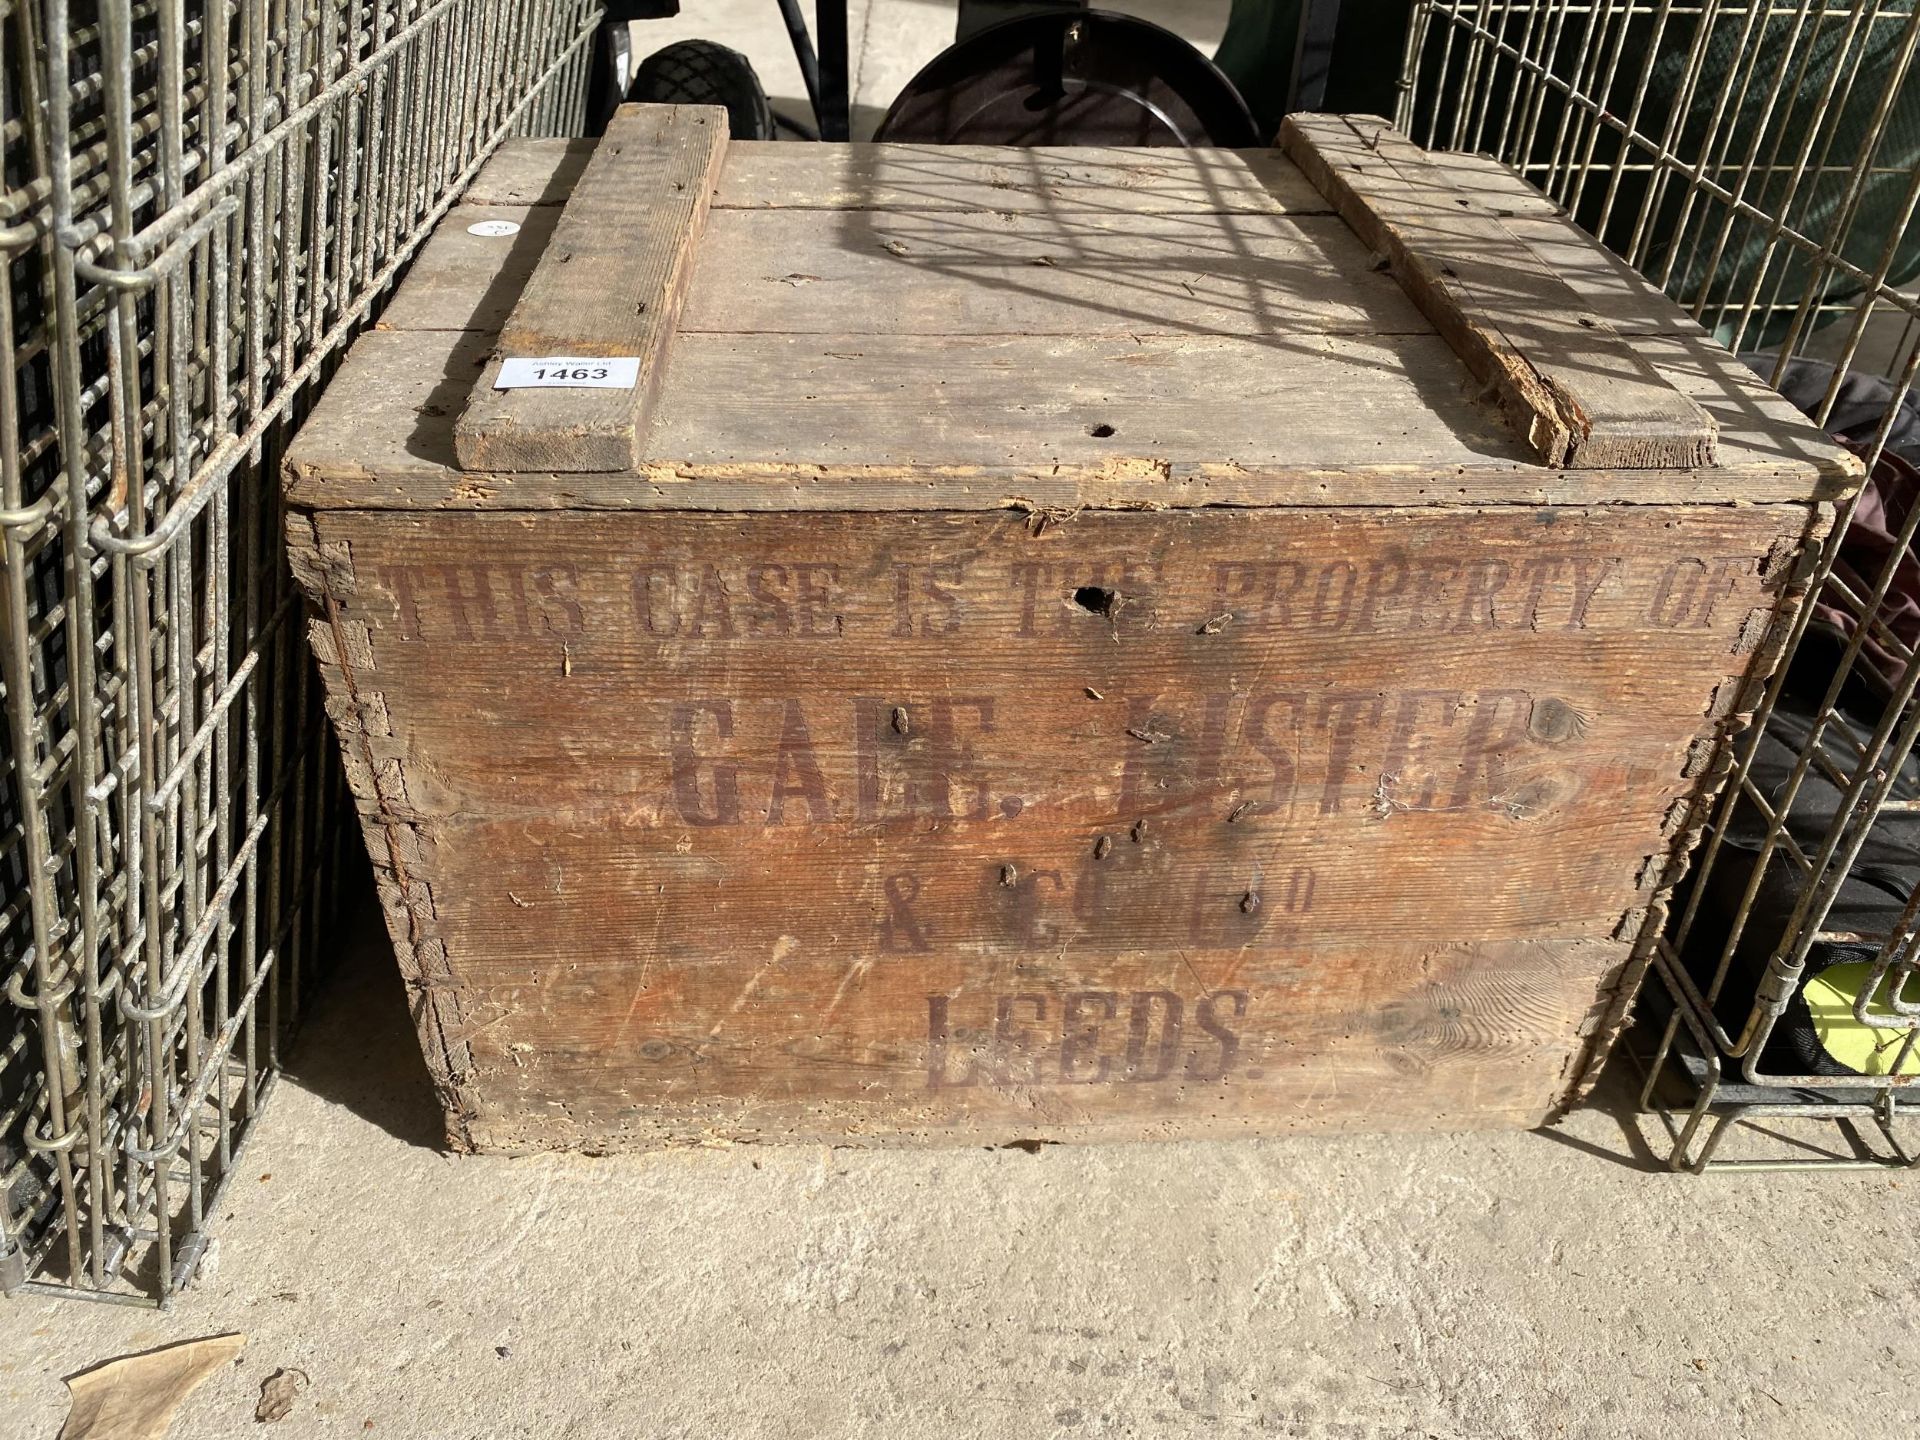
<box><xmin>1073</xmin><ymin>585</ymin><xmax>1118</xmax><ymax>616</ymax></box>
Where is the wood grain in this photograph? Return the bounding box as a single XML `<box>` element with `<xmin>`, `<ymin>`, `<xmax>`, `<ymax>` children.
<box><xmin>377</xmin><ymin>204</ymin><xmax>555</xmax><ymax>334</ymax></box>
<box><xmin>286</xmin><ymin>328</ymin><xmax>1857</xmax><ymax>511</ymax></box>
<box><xmin>462</xmin><ymin>138</ymin><xmax>591</xmax><ymax>207</ymax></box>
<box><xmin>1281</xmin><ymin>114</ymin><xmax>1720</xmax><ymax>470</ymax></box>
<box><xmin>291</xmin><ymin>503</ymin><xmax>1806</xmax><ymax>1148</ymax></box>
<box><xmin>712</xmin><ymin>142</ymin><xmax>1328</xmax><ymax>214</ymax></box>
<box><xmin>453</xmin><ymin>105</ymin><xmax>727</xmax><ymax>473</ymax></box>
<box><xmin>643</xmin><ymin>329</ymin><xmax>1529</xmax><ymax>467</ymax></box>
<box><xmin>453</xmin><ymin>937</ymin><xmax>1630</xmax><ymax>1149</ymax></box>
<box><xmin>681</xmin><ymin>208</ymin><xmax>1430</xmax><ymax>337</ymax></box>
<box><xmin>1422</xmin><ymin>153</ymin><xmax>1712</xmax><ymax>339</ymax></box>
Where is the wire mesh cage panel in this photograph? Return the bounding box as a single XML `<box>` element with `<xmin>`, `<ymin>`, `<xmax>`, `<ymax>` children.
<box><xmin>1</xmin><ymin>0</ymin><xmax>598</xmax><ymax>1305</ymax></box>
<box><xmin>1401</xmin><ymin>0</ymin><xmax>1920</xmax><ymax>1168</ymax></box>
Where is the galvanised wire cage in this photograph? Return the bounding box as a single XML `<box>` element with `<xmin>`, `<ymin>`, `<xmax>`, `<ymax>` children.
<box><xmin>1400</xmin><ymin>0</ymin><xmax>1920</xmax><ymax>1169</ymax></box>
<box><xmin>1</xmin><ymin>0</ymin><xmax>598</xmax><ymax>1306</ymax></box>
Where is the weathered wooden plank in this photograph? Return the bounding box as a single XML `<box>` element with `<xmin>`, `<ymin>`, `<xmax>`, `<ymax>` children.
<box><xmin>291</xmin><ymin>502</ymin><xmax>1801</xmax><ymax>1148</ymax></box>
<box><xmin>283</xmin><ymin>328</ymin><xmax>1856</xmax><ymax>511</ymax></box>
<box><xmin>446</xmin><ymin>140</ymin><xmax>1730</xmax><ymax>344</ymax></box>
<box><xmin>643</xmin><ymin>330</ymin><xmax>1531</xmax><ymax>467</ymax></box>
<box><xmin>1636</xmin><ymin>336</ymin><xmax>1850</xmax><ymax>464</ymax></box>
<box><xmin>306</xmin><ymin>506</ymin><xmax>1802</xmax><ymax>844</ymax></box>
<box><xmin>1422</xmin><ymin>152</ymin><xmax>1711</xmax><ymax>339</ymax></box>
<box><xmin>682</xmin><ymin>208</ymin><xmax>1430</xmax><ymax>337</ymax></box>
<box><xmin>463</xmin><ymin>138</ymin><xmax>591</xmax><ymax>206</ymax></box>
<box><xmin>453</xmin><ymin>938</ymin><xmax>1626</xmax><ymax>1148</ymax></box>
<box><xmin>378</xmin><ymin>205</ymin><xmax>555</xmax><ymax>333</ymax></box>
<box><xmin>1281</xmin><ymin>114</ymin><xmax>1720</xmax><ymax>470</ymax></box>
<box><xmin>1413</xmin><ymin>147</ymin><xmax>1564</xmax><ymax>217</ymax></box>
<box><xmin>453</xmin><ymin>104</ymin><xmax>728</xmax><ymax>473</ymax></box>
<box><xmin>714</xmin><ymin>142</ymin><xmax>1328</xmax><ymax>214</ymax></box>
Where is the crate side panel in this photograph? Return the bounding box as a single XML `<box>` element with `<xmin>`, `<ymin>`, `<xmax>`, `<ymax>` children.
<box><xmin>303</xmin><ymin>503</ymin><xmax>1806</xmax><ymax>1145</ymax></box>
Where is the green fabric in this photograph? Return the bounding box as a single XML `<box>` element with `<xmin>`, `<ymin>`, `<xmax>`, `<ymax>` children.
<box><xmin>1214</xmin><ymin>0</ymin><xmax>1302</xmax><ymax>139</ymax></box>
<box><xmin>1215</xmin><ymin>0</ymin><xmax>1412</xmax><ymax>140</ymax></box>
<box><xmin>1639</xmin><ymin>6</ymin><xmax>1920</xmax><ymax>349</ymax></box>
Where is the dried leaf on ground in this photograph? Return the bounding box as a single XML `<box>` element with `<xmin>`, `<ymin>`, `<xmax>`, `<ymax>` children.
<box><xmin>59</xmin><ymin>1334</ymin><xmax>246</xmax><ymax>1440</ymax></box>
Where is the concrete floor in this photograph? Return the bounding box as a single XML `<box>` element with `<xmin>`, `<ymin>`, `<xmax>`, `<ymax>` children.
<box><xmin>3</xmin><ymin>905</ymin><xmax>1918</xmax><ymax>1438</ymax></box>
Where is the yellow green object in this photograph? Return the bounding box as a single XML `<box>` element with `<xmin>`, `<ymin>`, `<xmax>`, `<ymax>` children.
<box><xmin>1803</xmin><ymin>962</ymin><xmax>1920</xmax><ymax>1077</ymax></box>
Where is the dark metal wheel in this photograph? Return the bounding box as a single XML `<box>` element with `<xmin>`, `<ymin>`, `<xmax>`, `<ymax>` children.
<box><xmin>873</xmin><ymin>10</ymin><xmax>1258</xmax><ymax>147</ymax></box>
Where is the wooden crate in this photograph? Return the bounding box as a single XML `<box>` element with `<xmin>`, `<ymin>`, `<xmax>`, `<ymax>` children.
<box><xmin>284</xmin><ymin>109</ymin><xmax>1857</xmax><ymax>1152</ymax></box>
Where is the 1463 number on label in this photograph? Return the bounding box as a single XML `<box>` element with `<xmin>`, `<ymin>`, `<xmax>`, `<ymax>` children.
<box><xmin>495</xmin><ymin>356</ymin><xmax>641</xmax><ymax>390</ymax></box>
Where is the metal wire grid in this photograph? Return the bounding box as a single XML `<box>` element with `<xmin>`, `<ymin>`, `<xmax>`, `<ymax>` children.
<box><xmin>1</xmin><ymin>0</ymin><xmax>598</xmax><ymax>1305</ymax></box>
<box><xmin>1399</xmin><ymin>0</ymin><xmax>1920</xmax><ymax>1168</ymax></box>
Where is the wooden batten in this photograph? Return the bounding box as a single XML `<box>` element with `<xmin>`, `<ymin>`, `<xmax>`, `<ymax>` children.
<box><xmin>1281</xmin><ymin>113</ymin><xmax>1720</xmax><ymax>471</ymax></box>
<box><xmin>452</xmin><ymin>104</ymin><xmax>728</xmax><ymax>473</ymax></box>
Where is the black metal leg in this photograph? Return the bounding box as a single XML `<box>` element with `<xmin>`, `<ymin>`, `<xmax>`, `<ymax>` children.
<box><xmin>774</xmin><ymin>0</ymin><xmax>825</xmax><ymax>130</ymax></box>
<box><xmin>1288</xmin><ymin>0</ymin><xmax>1342</xmax><ymax>113</ymax></box>
<box><xmin>583</xmin><ymin>17</ymin><xmax>632</xmax><ymax>137</ymax></box>
<box><xmin>816</xmin><ymin>0</ymin><xmax>852</xmax><ymax>140</ymax></box>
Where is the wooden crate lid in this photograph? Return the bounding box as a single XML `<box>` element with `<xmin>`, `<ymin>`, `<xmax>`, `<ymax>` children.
<box><xmin>285</xmin><ymin>118</ymin><xmax>1859</xmax><ymax>513</ymax></box>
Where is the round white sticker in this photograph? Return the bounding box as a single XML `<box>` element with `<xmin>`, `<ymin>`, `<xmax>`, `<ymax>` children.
<box><xmin>466</xmin><ymin>219</ymin><xmax>521</xmax><ymax>237</ymax></box>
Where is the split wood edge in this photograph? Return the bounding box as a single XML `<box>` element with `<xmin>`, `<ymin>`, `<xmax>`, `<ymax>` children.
<box><xmin>1281</xmin><ymin>114</ymin><xmax>1720</xmax><ymax>471</ymax></box>
<box><xmin>453</xmin><ymin>104</ymin><xmax>729</xmax><ymax>473</ymax></box>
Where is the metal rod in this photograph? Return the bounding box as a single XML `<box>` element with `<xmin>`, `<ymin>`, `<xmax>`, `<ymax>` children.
<box><xmin>816</xmin><ymin>0</ymin><xmax>852</xmax><ymax>142</ymax></box>
<box><xmin>774</xmin><ymin>0</ymin><xmax>824</xmax><ymax>128</ymax></box>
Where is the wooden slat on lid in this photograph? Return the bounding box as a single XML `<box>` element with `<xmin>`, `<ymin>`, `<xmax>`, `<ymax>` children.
<box><xmin>681</xmin><ymin>208</ymin><xmax>1429</xmax><ymax>337</ymax></box>
<box><xmin>1281</xmin><ymin>114</ymin><xmax>1719</xmax><ymax>470</ymax></box>
<box><xmin>461</xmin><ymin>138</ymin><xmax>591</xmax><ymax>207</ymax></box>
<box><xmin>453</xmin><ymin>105</ymin><xmax>727</xmax><ymax>473</ymax></box>
<box><xmin>683</xmin><ymin>208</ymin><xmax>1436</xmax><ymax>337</ymax></box>
<box><xmin>1420</xmin><ymin>154</ymin><xmax>1710</xmax><ymax>339</ymax></box>
<box><xmin>378</xmin><ymin>205</ymin><xmax>557</xmax><ymax>333</ymax></box>
<box><xmin>713</xmin><ymin>142</ymin><xmax>1327</xmax><ymax>214</ymax></box>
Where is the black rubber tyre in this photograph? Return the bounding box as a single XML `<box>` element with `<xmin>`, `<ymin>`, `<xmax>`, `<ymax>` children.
<box><xmin>627</xmin><ymin>39</ymin><xmax>775</xmax><ymax>141</ymax></box>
